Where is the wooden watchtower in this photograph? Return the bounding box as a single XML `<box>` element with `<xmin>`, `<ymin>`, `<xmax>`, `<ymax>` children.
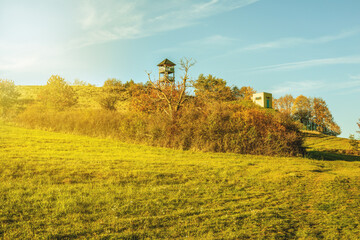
<box><xmin>157</xmin><ymin>58</ymin><xmax>175</xmax><ymax>84</ymax></box>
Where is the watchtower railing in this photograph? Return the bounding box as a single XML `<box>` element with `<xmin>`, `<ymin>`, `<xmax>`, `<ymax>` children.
<box><xmin>159</xmin><ymin>66</ymin><xmax>175</xmax><ymax>73</ymax></box>
<box><xmin>160</xmin><ymin>76</ymin><xmax>175</xmax><ymax>82</ymax></box>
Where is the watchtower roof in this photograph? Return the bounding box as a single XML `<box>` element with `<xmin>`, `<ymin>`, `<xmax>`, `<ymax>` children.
<box><xmin>157</xmin><ymin>58</ymin><xmax>176</xmax><ymax>67</ymax></box>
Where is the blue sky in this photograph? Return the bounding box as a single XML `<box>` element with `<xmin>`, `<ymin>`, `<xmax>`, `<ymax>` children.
<box><xmin>1</xmin><ymin>0</ymin><xmax>359</xmax><ymax>137</ymax></box>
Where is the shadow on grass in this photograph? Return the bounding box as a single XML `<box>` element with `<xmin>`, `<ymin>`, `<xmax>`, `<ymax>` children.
<box><xmin>306</xmin><ymin>150</ymin><xmax>360</xmax><ymax>162</ymax></box>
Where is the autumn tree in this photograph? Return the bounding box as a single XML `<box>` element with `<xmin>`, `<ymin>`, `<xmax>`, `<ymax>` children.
<box><xmin>349</xmin><ymin>134</ymin><xmax>359</xmax><ymax>150</ymax></box>
<box><xmin>98</xmin><ymin>78</ymin><xmax>127</xmax><ymax>111</ymax></box>
<box><xmin>38</xmin><ymin>75</ymin><xmax>78</xmax><ymax>111</ymax></box>
<box><xmin>0</xmin><ymin>79</ymin><xmax>20</xmax><ymax>116</ymax></box>
<box><xmin>357</xmin><ymin>119</ymin><xmax>360</xmax><ymax>134</ymax></box>
<box><xmin>145</xmin><ymin>58</ymin><xmax>196</xmax><ymax>118</ymax></box>
<box><xmin>292</xmin><ymin>95</ymin><xmax>312</xmax><ymax>124</ymax></box>
<box><xmin>72</xmin><ymin>79</ymin><xmax>93</xmax><ymax>86</ymax></box>
<box><xmin>329</xmin><ymin>121</ymin><xmax>341</xmax><ymax>136</ymax></box>
<box><xmin>130</xmin><ymin>84</ymin><xmax>162</xmax><ymax>113</ymax></box>
<box><xmin>147</xmin><ymin>58</ymin><xmax>195</xmax><ymax>119</ymax></box>
<box><xmin>274</xmin><ymin>94</ymin><xmax>294</xmax><ymax>116</ymax></box>
<box><xmin>124</xmin><ymin>79</ymin><xmax>144</xmax><ymax>98</ymax></box>
<box><xmin>192</xmin><ymin>74</ymin><xmax>235</xmax><ymax>102</ymax></box>
<box><xmin>231</xmin><ymin>86</ymin><xmax>242</xmax><ymax>99</ymax></box>
<box><xmin>239</xmin><ymin>86</ymin><xmax>256</xmax><ymax>101</ymax></box>
<box><xmin>311</xmin><ymin>97</ymin><xmax>340</xmax><ymax>135</ymax></box>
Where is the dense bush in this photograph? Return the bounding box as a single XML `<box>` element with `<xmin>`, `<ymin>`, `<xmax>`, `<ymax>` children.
<box><xmin>17</xmin><ymin>100</ymin><xmax>303</xmax><ymax>156</ymax></box>
<box><xmin>97</xmin><ymin>78</ymin><xmax>128</xmax><ymax>111</ymax></box>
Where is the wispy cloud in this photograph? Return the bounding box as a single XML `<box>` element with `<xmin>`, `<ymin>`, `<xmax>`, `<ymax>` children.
<box><xmin>250</xmin><ymin>56</ymin><xmax>360</xmax><ymax>72</ymax></box>
<box><xmin>0</xmin><ymin>57</ymin><xmax>38</xmax><ymax>72</ymax></box>
<box><xmin>155</xmin><ymin>34</ymin><xmax>236</xmax><ymax>54</ymax></box>
<box><xmin>185</xmin><ymin>35</ymin><xmax>237</xmax><ymax>46</ymax></box>
<box><xmin>71</xmin><ymin>0</ymin><xmax>259</xmax><ymax>48</ymax></box>
<box><xmin>0</xmin><ymin>39</ymin><xmax>64</xmax><ymax>74</ymax></box>
<box><xmin>271</xmin><ymin>81</ymin><xmax>324</xmax><ymax>95</ymax></box>
<box><xmin>350</xmin><ymin>74</ymin><xmax>360</xmax><ymax>80</ymax></box>
<box><xmin>0</xmin><ymin>0</ymin><xmax>258</xmax><ymax>76</ymax></box>
<box><xmin>241</xmin><ymin>28</ymin><xmax>360</xmax><ymax>51</ymax></box>
<box><xmin>271</xmin><ymin>78</ymin><xmax>360</xmax><ymax>96</ymax></box>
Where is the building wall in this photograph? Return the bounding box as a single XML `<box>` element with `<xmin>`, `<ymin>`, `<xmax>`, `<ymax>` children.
<box><xmin>252</xmin><ymin>92</ymin><xmax>273</xmax><ymax>108</ymax></box>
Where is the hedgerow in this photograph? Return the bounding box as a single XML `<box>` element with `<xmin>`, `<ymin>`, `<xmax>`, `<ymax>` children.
<box><xmin>16</xmin><ymin>99</ymin><xmax>303</xmax><ymax>156</ymax></box>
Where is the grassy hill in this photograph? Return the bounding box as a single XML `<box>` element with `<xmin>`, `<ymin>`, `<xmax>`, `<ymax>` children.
<box><xmin>304</xmin><ymin>131</ymin><xmax>360</xmax><ymax>161</ymax></box>
<box><xmin>17</xmin><ymin>85</ymin><xmax>102</xmax><ymax>110</ymax></box>
<box><xmin>1</xmin><ymin>123</ymin><xmax>360</xmax><ymax>239</ymax></box>
<box><xmin>16</xmin><ymin>85</ymin><xmax>129</xmax><ymax>111</ymax></box>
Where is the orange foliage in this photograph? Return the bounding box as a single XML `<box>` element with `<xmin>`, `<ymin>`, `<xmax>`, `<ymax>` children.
<box><xmin>131</xmin><ymin>83</ymin><xmax>185</xmax><ymax>115</ymax></box>
<box><xmin>312</xmin><ymin>97</ymin><xmax>340</xmax><ymax>134</ymax></box>
<box><xmin>274</xmin><ymin>94</ymin><xmax>294</xmax><ymax>115</ymax></box>
<box><xmin>292</xmin><ymin>95</ymin><xmax>311</xmax><ymax>124</ymax></box>
<box><xmin>239</xmin><ymin>86</ymin><xmax>256</xmax><ymax>101</ymax></box>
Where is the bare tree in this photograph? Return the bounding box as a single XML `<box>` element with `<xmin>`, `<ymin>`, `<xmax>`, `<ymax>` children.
<box><xmin>146</xmin><ymin>57</ymin><xmax>195</xmax><ymax>118</ymax></box>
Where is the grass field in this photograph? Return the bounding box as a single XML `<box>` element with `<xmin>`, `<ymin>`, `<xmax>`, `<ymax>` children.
<box><xmin>1</xmin><ymin>123</ymin><xmax>360</xmax><ymax>239</ymax></box>
<box><xmin>304</xmin><ymin>131</ymin><xmax>353</xmax><ymax>151</ymax></box>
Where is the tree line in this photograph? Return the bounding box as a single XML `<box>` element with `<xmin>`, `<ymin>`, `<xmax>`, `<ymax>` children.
<box><xmin>274</xmin><ymin>94</ymin><xmax>341</xmax><ymax>135</ymax></box>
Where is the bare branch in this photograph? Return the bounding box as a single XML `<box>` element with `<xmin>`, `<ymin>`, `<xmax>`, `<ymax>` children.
<box><xmin>144</xmin><ymin>57</ymin><xmax>195</xmax><ymax>117</ymax></box>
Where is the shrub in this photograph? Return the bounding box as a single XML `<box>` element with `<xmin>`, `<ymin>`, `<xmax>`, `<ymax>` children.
<box><xmin>0</xmin><ymin>79</ymin><xmax>20</xmax><ymax>117</ymax></box>
<box><xmin>98</xmin><ymin>79</ymin><xmax>128</xmax><ymax>111</ymax></box>
<box><xmin>38</xmin><ymin>75</ymin><xmax>78</xmax><ymax>110</ymax></box>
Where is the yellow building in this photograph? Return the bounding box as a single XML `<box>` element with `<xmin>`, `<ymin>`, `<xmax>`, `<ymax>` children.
<box><xmin>252</xmin><ymin>92</ymin><xmax>273</xmax><ymax>108</ymax></box>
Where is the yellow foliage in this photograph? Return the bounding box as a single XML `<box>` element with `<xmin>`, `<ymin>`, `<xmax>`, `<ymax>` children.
<box><xmin>38</xmin><ymin>75</ymin><xmax>78</xmax><ymax>110</ymax></box>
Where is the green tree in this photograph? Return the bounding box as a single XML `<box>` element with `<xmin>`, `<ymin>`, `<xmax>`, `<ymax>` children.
<box><xmin>38</xmin><ymin>75</ymin><xmax>78</xmax><ymax>110</ymax></box>
<box><xmin>192</xmin><ymin>74</ymin><xmax>235</xmax><ymax>102</ymax></box>
<box><xmin>98</xmin><ymin>78</ymin><xmax>127</xmax><ymax>111</ymax></box>
<box><xmin>0</xmin><ymin>79</ymin><xmax>20</xmax><ymax>116</ymax></box>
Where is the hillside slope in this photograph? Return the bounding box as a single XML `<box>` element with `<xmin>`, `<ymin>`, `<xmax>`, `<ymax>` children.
<box><xmin>17</xmin><ymin>85</ymin><xmax>130</xmax><ymax>112</ymax></box>
<box><xmin>304</xmin><ymin>131</ymin><xmax>360</xmax><ymax>161</ymax></box>
<box><xmin>1</xmin><ymin>123</ymin><xmax>360</xmax><ymax>239</ymax></box>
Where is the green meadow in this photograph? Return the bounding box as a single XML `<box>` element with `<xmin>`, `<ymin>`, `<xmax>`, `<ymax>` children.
<box><xmin>1</xmin><ymin>122</ymin><xmax>360</xmax><ymax>239</ymax></box>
